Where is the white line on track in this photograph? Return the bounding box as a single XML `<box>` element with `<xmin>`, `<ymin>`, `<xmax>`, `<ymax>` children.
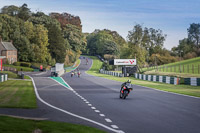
<box><xmin>111</xmin><ymin>125</ymin><xmax>119</xmax><ymax>129</ymax></box>
<box><xmin>91</xmin><ymin>107</ymin><xmax>96</xmax><ymax>109</ymax></box>
<box><xmin>30</xmin><ymin>76</ymin><xmax>124</xmax><ymax>133</ymax></box>
<box><xmin>100</xmin><ymin>114</ymin><xmax>105</xmax><ymax>117</ymax></box>
<box><xmin>95</xmin><ymin>110</ymin><xmax>100</xmax><ymax>113</ymax></box>
<box><xmin>105</xmin><ymin>118</ymin><xmax>112</xmax><ymax>123</ymax></box>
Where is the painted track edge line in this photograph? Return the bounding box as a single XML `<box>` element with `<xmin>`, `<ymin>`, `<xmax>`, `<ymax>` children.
<box><xmin>30</xmin><ymin>76</ymin><xmax>122</xmax><ymax>133</ymax></box>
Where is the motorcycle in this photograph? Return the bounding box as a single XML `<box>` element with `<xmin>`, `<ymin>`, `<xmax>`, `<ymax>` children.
<box><xmin>78</xmin><ymin>71</ymin><xmax>81</xmax><ymax>78</ymax></box>
<box><xmin>119</xmin><ymin>83</ymin><xmax>133</xmax><ymax>99</ymax></box>
<box><xmin>71</xmin><ymin>72</ymin><xmax>74</xmax><ymax>77</ymax></box>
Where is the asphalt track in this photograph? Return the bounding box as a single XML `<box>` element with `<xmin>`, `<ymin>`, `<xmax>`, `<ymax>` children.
<box><xmin>0</xmin><ymin>57</ymin><xmax>200</xmax><ymax>133</ymax></box>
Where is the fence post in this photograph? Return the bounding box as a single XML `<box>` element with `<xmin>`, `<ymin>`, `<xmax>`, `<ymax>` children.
<box><xmin>183</xmin><ymin>65</ymin><xmax>184</xmax><ymax>73</ymax></box>
<box><xmin>179</xmin><ymin>65</ymin><xmax>181</xmax><ymax>73</ymax></box>
<box><xmin>188</xmin><ymin>64</ymin><xmax>189</xmax><ymax>73</ymax></box>
<box><xmin>198</xmin><ymin>64</ymin><xmax>200</xmax><ymax>74</ymax></box>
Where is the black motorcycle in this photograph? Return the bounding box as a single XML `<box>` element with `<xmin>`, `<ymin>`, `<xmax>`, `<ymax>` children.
<box><xmin>120</xmin><ymin>83</ymin><xmax>133</xmax><ymax>99</ymax></box>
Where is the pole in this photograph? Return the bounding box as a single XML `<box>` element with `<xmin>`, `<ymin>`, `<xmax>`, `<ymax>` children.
<box><xmin>0</xmin><ymin>59</ymin><xmax>2</xmax><ymax>71</ymax></box>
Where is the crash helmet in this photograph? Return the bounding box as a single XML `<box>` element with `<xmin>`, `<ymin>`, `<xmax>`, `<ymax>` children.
<box><xmin>127</xmin><ymin>79</ymin><xmax>131</xmax><ymax>83</ymax></box>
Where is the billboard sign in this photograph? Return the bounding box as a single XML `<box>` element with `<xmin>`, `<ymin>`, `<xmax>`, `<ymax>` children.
<box><xmin>114</xmin><ymin>59</ymin><xmax>136</xmax><ymax>65</ymax></box>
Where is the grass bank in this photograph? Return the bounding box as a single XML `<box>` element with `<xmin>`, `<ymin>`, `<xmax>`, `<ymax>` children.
<box><xmin>0</xmin><ymin>71</ymin><xmax>30</xmax><ymax>79</ymax></box>
<box><xmin>86</xmin><ymin>56</ymin><xmax>200</xmax><ymax>98</ymax></box>
<box><xmin>0</xmin><ymin>80</ymin><xmax>36</xmax><ymax>108</ymax></box>
<box><xmin>65</xmin><ymin>59</ymin><xmax>81</xmax><ymax>72</ymax></box>
<box><xmin>3</xmin><ymin>64</ymin><xmax>34</xmax><ymax>72</ymax></box>
<box><xmin>0</xmin><ymin>116</ymin><xmax>105</xmax><ymax>133</ymax></box>
<box><xmin>141</xmin><ymin>57</ymin><xmax>200</xmax><ymax>75</ymax></box>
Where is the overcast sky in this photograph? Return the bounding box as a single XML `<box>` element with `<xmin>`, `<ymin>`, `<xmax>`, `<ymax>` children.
<box><xmin>1</xmin><ymin>0</ymin><xmax>200</xmax><ymax>50</ymax></box>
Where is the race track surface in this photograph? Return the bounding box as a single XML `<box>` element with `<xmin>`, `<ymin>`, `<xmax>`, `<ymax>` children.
<box><xmin>1</xmin><ymin>57</ymin><xmax>200</xmax><ymax>133</ymax></box>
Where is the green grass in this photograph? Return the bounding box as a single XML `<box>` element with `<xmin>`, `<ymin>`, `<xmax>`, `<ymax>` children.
<box><xmin>86</xmin><ymin>56</ymin><xmax>200</xmax><ymax>97</ymax></box>
<box><xmin>0</xmin><ymin>116</ymin><xmax>105</xmax><ymax>133</ymax></box>
<box><xmin>0</xmin><ymin>80</ymin><xmax>36</xmax><ymax>108</ymax></box>
<box><xmin>141</xmin><ymin>57</ymin><xmax>200</xmax><ymax>75</ymax></box>
<box><xmin>85</xmin><ymin>56</ymin><xmax>103</xmax><ymax>75</ymax></box>
<box><xmin>0</xmin><ymin>71</ymin><xmax>30</xmax><ymax>79</ymax></box>
<box><xmin>3</xmin><ymin>64</ymin><xmax>34</xmax><ymax>72</ymax></box>
<box><xmin>65</xmin><ymin>59</ymin><xmax>81</xmax><ymax>72</ymax></box>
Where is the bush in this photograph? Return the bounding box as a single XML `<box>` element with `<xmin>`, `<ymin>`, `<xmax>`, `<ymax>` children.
<box><xmin>183</xmin><ymin>52</ymin><xmax>197</xmax><ymax>59</ymax></box>
<box><xmin>20</xmin><ymin>62</ymin><xmax>31</xmax><ymax>67</ymax></box>
<box><xmin>13</xmin><ymin>62</ymin><xmax>21</xmax><ymax>66</ymax></box>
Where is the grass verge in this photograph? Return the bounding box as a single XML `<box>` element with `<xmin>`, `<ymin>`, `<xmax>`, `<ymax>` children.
<box><xmin>65</xmin><ymin>59</ymin><xmax>81</xmax><ymax>72</ymax></box>
<box><xmin>0</xmin><ymin>71</ymin><xmax>30</xmax><ymax>79</ymax></box>
<box><xmin>86</xmin><ymin>56</ymin><xmax>200</xmax><ymax>98</ymax></box>
<box><xmin>141</xmin><ymin>57</ymin><xmax>200</xmax><ymax>74</ymax></box>
<box><xmin>0</xmin><ymin>80</ymin><xmax>36</xmax><ymax>108</ymax></box>
<box><xmin>3</xmin><ymin>64</ymin><xmax>34</xmax><ymax>72</ymax></box>
<box><xmin>0</xmin><ymin>116</ymin><xmax>105</xmax><ymax>133</ymax></box>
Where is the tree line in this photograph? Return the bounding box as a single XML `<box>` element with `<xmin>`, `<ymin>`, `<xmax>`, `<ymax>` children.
<box><xmin>1</xmin><ymin>4</ymin><xmax>199</xmax><ymax>68</ymax></box>
<box><xmin>86</xmin><ymin>23</ymin><xmax>200</xmax><ymax>68</ymax></box>
<box><xmin>0</xmin><ymin>4</ymin><xmax>86</xmax><ymax>65</ymax></box>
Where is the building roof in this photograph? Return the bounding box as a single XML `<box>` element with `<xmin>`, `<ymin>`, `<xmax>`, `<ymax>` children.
<box><xmin>0</xmin><ymin>41</ymin><xmax>17</xmax><ymax>51</ymax></box>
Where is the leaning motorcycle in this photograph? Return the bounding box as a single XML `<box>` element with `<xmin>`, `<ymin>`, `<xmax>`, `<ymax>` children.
<box><xmin>119</xmin><ymin>83</ymin><xmax>133</xmax><ymax>99</ymax></box>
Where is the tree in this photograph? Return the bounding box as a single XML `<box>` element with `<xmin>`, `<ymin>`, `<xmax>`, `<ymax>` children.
<box><xmin>18</xmin><ymin>4</ymin><xmax>31</xmax><ymax>21</ymax></box>
<box><xmin>48</xmin><ymin>24</ymin><xmax>66</xmax><ymax>63</ymax></box>
<box><xmin>0</xmin><ymin>14</ymin><xmax>33</xmax><ymax>61</ymax></box>
<box><xmin>188</xmin><ymin>23</ymin><xmax>200</xmax><ymax>49</ymax></box>
<box><xmin>87</xmin><ymin>31</ymin><xmax>119</xmax><ymax>57</ymax></box>
<box><xmin>0</xmin><ymin>5</ymin><xmax>19</xmax><ymax>16</ymax></box>
<box><xmin>171</xmin><ymin>38</ymin><xmax>195</xmax><ymax>59</ymax></box>
<box><xmin>29</xmin><ymin>14</ymin><xmax>66</xmax><ymax>63</ymax></box>
<box><xmin>63</xmin><ymin>24</ymin><xmax>86</xmax><ymax>52</ymax></box>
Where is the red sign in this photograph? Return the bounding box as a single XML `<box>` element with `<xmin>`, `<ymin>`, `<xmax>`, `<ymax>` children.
<box><xmin>0</xmin><ymin>59</ymin><xmax>2</xmax><ymax>71</ymax></box>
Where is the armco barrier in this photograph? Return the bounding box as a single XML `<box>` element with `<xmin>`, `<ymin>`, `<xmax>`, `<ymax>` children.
<box><xmin>184</xmin><ymin>77</ymin><xmax>200</xmax><ymax>86</ymax></box>
<box><xmin>99</xmin><ymin>69</ymin><xmax>123</xmax><ymax>77</ymax></box>
<box><xmin>0</xmin><ymin>73</ymin><xmax>8</xmax><ymax>83</ymax></box>
<box><xmin>134</xmin><ymin>73</ymin><xmax>179</xmax><ymax>85</ymax></box>
<box><xmin>99</xmin><ymin>70</ymin><xmax>200</xmax><ymax>86</ymax></box>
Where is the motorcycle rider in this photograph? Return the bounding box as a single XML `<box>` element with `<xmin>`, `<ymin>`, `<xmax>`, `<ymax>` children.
<box><xmin>121</xmin><ymin>79</ymin><xmax>131</xmax><ymax>91</ymax></box>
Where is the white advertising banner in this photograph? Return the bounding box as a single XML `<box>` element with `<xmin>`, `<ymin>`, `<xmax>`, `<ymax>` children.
<box><xmin>114</xmin><ymin>59</ymin><xmax>136</xmax><ymax>65</ymax></box>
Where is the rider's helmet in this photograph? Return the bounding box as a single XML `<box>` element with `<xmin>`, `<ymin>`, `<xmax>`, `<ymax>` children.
<box><xmin>127</xmin><ymin>79</ymin><xmax>131</xmax><ymax>83</ymax></box>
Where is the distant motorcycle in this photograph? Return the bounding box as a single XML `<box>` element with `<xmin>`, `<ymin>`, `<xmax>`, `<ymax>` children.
<box><xmin>71</xmin><ymin>72</ymin><xmax>74</xmax><ymax>77</ymax></box>
<box><xmin>78</xmin><ymin>71</ymin><xmax>81</xmax><ymax>78</ymax></box>
<box><xmin>120</xmin><ymin>83</ymin><xmax>133</xmax><ymax>99</ymax></box>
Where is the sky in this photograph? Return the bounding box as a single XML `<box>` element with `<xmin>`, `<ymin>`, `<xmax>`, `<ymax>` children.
<box><xmin>0</xmin><ymin>0</ymin><xmax>200</xmax><ymax>50</ymax></box>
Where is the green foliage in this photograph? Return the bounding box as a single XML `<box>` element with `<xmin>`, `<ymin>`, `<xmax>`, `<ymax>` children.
<box><xmin>13</xmin><ymin>62</ymin><xmax>21</xmax><ymax>66</ymax></box>
<box><xmin>17</xmin><ymin>3</ymin><xmax>31</xmax><ymax>21</ymax></box>
<box><xmin>172</xmin><ymin>23</ymin><xmax>200</xmax><ymax>59</ymax></box>
<box><xmin>29</xmin><ymin>14</ymin><xmax>66</xmax><ymax>63</ymax></box>
<box><xmin>3</xmin><ymin>64</ymin><xmax>33</xmax><ymax>71</ymax></box>
<box><xmin>188</xmin><ymin>23</ymin><xmax>200</xmax><ymax>49</ymax></box>
<box><xmin>20</xmin><ymin>62</ymin><xmax>31</xmax><ymax>67</ymax></box>
<box><xmin>124</xmin><ymin>24</ymin><xmax>167</xmax><ymax>66</ymax></box>
<box><xmin>62</xmin><ymin>24</ymin><xmax>86</xmax><ymax>64</ymax></box>
<box><xmin>63</xmin><ymin>24</ymin><xmax>86</xmax><ymax>52</ymax></box>
<box><xmin>87</xmin><ymin>31</ymin><xmax>119</xmax><ymax>57</ymax></box>
<box><xmin>0</xmin><ymin>116</ymin><xmax>106</xmax><ymax>133</ymax></box>
<box><xmin>0</xmin><ymin>5</ymin><xmax>19</xmax><ymax>16</ymax></box>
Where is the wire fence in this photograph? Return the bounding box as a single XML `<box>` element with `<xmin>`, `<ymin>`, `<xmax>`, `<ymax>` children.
<box><xmin>142</xmin><ymin>64</ymin><xmax>200</xmax><ymax>74</ymax></box>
